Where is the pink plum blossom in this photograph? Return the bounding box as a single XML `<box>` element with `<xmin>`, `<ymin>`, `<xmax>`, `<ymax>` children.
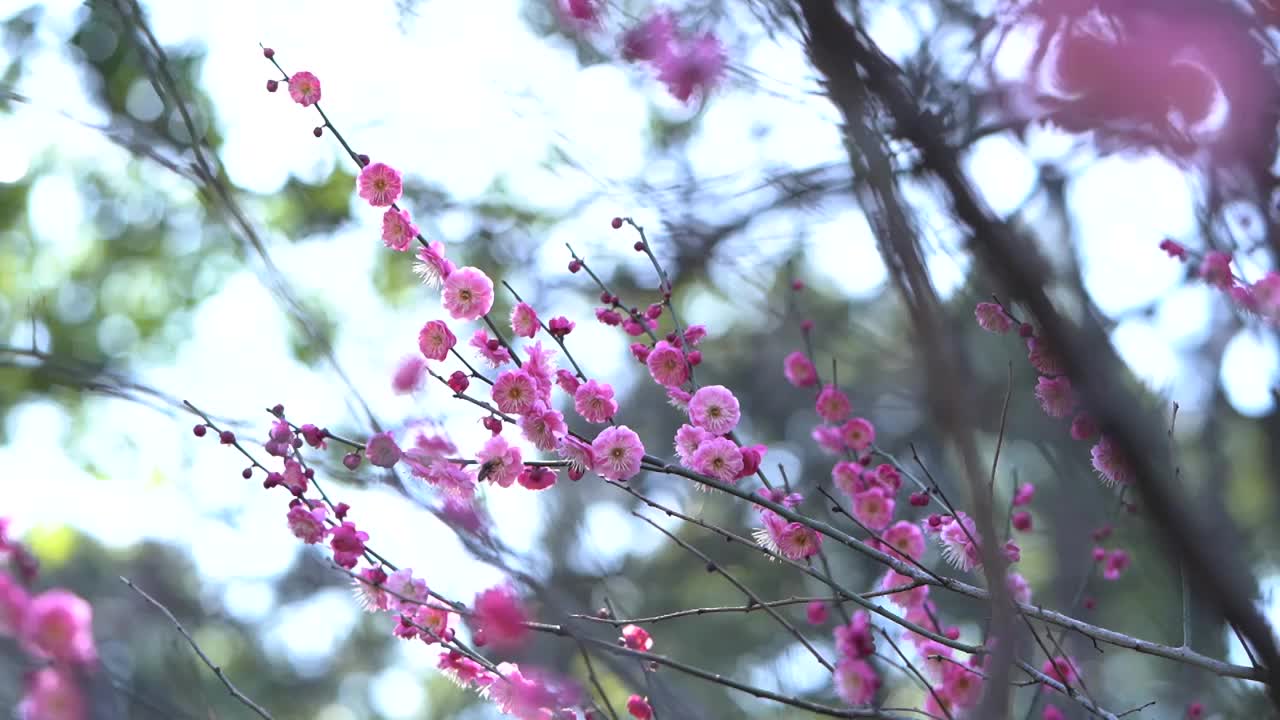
<box><xmin>357</xmin><ymin>162</ymin><xmax>402</xmax><ymax>207</ymax></box>
<box><xmin>442</xmin><ymin>267</ymin><xmax>495</xmax><ymax>321</ymax></box>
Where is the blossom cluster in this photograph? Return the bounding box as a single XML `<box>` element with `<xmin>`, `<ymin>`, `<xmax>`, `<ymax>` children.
<box><xmin>238</xmin><ymin>37</ymin><xmax>1206</xmax><ymax>719</ymax></box>
<box><xmin>1</xmin><ymin>518</ymin><xmax>97</xmax><ymax>720</ymax></box>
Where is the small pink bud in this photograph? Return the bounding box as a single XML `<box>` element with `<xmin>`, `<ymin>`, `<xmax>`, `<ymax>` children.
<box><xmin>805</xmin><ymin>600</ymin><xmax>828</xmax><ymax>625</ymax></box>
<box><xmin>193</xmin><ymin>424</ymin><xmax>207</xmax><ymax>437</ymax></box>
<box><xmin>633</xmin><ymin>241</ymin><xmax>645</xmax><ymax>252</ymax></box>
<box><xmin>482</xmin><ymin>416</ymin><xmax>502</xmax><ymax>435</ymax></box>
<box><xmin>266</xmin><ymin>79</ymin><xmax>278</xmax><ymax>92</ymax></box>
<box><xmin>1012</xmin><ymin>511</ymin><xmax>1032</xmax><ymax>532</ymax></box>
<box><xmin>611</xmin><ymin>217</ymin><xmax>623</xmax><ymax>229</ymax></box>
<box><xmin>687</xmin><ymin>350</ymin><xmax>702</xmax><ymax>366</ymax></box>
<box><xmin>343</xmin><ymin>453</ymin><xmax>362</xmax><ymax>470</ymax></box>
<box><xmin>313</xmin><ymin>126</ymin><xmax>323</xmax><ymax>137</ymax></box>
<box><xmin>568</xmin><ymin>259</ymin><xmax>582</xmax><ymax>273</ymax></box>
<box><xmin>792</xmin><ymin>279</ymin><xmax>805</xmax><ymax>291</ymax></box>
<box><xmin>241</xmin><ymin>468</ymin><xmax>252</xmax><ymax>479</ymax></box>
<box><xmin>219</xmin><ymin>430</ymin><xmax>236</xmax><ymax>445</ymax></box>
<box><xmin>334</xmin><ymin>502</ymin><xmax>350</xmax><ymax>520</ymax></box>
<box><xmin>357</xmin><ymin>154</ymin><xmax>370</xmax><ymax>167</ymax></box>
<box><xmin>271</xmin><ymin>404</ymin><xmax>285</xmax><ymax>416</ymax></box>
<box><xmin>944</xmin><ymin>627</ymin><xmax>961</xmax><ymax>640</ymax></box>
<box><xmin>263</xmin><ymin>47</ymin><xmax>275</xmax><ymax>58</ymax></box>
<box><xmin>909</xmin><ymin>492</ymin><xmax>929</xmax><ymax>507</ymax></box>
<box><xmin>447</xmin><ymin>370</ymin><xmax>470</xmax><ymax>394</ymax></box>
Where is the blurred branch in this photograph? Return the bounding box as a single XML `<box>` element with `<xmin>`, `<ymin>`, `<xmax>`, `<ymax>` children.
<box><xmin>120</xmin><ymin>576</ymin><xmax>274</xmax><ymax>720</ymax></box>
<box><xmin>790</xmin><ymin>0</ymin><xmax>1280</xmax><ymax>707</ymax></box>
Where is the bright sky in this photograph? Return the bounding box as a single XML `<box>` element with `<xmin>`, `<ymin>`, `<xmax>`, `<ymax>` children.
<box><xmin>2</xmin><ymin>0</ymin><xmax>1278</xmax><ymax>716</ymax></box>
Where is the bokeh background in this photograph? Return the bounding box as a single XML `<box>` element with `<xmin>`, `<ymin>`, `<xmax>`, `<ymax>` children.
<box><xmin>2</xmin><ymin>0</ymin><xmax>1279</xmax><ymax>717</ymax></box>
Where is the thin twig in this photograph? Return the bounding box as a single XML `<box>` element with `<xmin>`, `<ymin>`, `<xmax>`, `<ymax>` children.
<box><xmin>120</xmin><ymin>577</ymin><xmax>274</xmax><ymax>719</ymax></box>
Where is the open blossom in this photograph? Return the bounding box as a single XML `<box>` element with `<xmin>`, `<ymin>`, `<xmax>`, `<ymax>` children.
<box><xmin>882</xmin><ymin>569</ymin><xmax>929</xmax><ymax>608</ymax></box>
<box><xmin>574</xmin><ymin>380</ymin><xmax>618</xmax><ymax>423</ymax></box>
<box><xmin>1007</xmin><ymin>572</ymin><xmax>1033</xmax><ymax>604</ymax></box>
<box><xmin>815</xmin><ymin>384</ymin><xmax>852</xmax><ymax>423</ymax></box>
<box><xmin>330</xmin><ymin>522</ymin><xmax>369</xmax><ymax>569</ymax></box>
<box><xmin>442</xmin><ymin>267</ymin><xmax>495</xmax><ymax>321</ymax></box>
<box><xmin>879</xmin><ymin>520</ymin><xmax>925</xmax><ymax>562</ymax></box>
<box><xmin>851</xmin><ymin>487</ymin><xmax>894</xmax><ymax>531</ymax></box>
<box><xmin>19</xmin><ymin>590</ymin><xmax>96</xmax><ymax>666</ymax></box>
<box><xmin>478</xmin><ymin>435</ymin><xmax>523</xmax><ymax>488</ymax></box>
<box><xmin>287</xmin><ymin>71</ymin><xmax>321</xmax><ymax>106</ymax></box>
<box><xmin>438</xmin><ymin>649</ymin><xmax>493</xmax><ymax>688</ymax></box>
<box><xmin>656</xmin><ymin>32</ymin><xmax>726</xmax><ymax>103</ymax></box>
<box><xmin>840</xmin><ymin>417</ymin><xmax>875</xmax><ymax>452</ymax></box>
<box><xmin>868</xmin><ymin>464</ymin><xmax>901</xmax><ymax>493</ymax></box>
<box><xmin>666</xmin><ymin>386</ymin><xmax>692</xmax><ymax>410</ymax></box>
<box><xmin>287</xmin><ymin>501</ymin><xmax>328</xmax><ymax>544</ymax></box>
<box><xmin>592</xmin><ymin>425</ymin><xmax>645</xmax><ymax>481</ymax></box>
<box><xmin>553</xmin><ymin>369</ymin><xmax>581</xmax><ymax>397</ymax></box>
<box><xmin>522</xmin><ymin>342</ymin><xmax>557</xmax><ymax>400</ymax></box>
<box><xmin>385</xmin><ymin>568</ymin><xmax>429</xmax><ymax>612</ymax></box>
<box><xmin>1041</xmin><ymin>656</ymin><xmax>1081</xmax><ymax>690</ymax></box>
<box><xmin>418</xmin><ymin>320</ymin><xmax>457</xmax><ymax>361</ymax></box>
<box><xmin>381</xmin><ymin>207</ymin><xmax>418</xmax><ymax>251</ymax></box>
<box><xmin>409</xmin><ymin>456</ymin><xmax>476</xmax><ymax>497</ymax></box>
<box><xmin>492</xmin><ymin>370</ymin><xmax>538</xmax><ymax>415</ymax></box>
<box><xmin>646</xmin><ymin>340</ymin><xmax>689</xmax><ymax>387</ymax></box>
<box><xmin>1035</xmin><ymin>375</ymin><xmax>1076</xmax><ymax>418</ymax></box>
<box><xmin>833</xmin><ymin>657</ymin><xmax>879</xmax><ymax>705</ymax></box>
<box><xmin>784</xmin><ymin>351</ymin><xmax>818</xmax><ymax>387</ymax></box>
<box><xmin>975</xmin><ymin>302</ymin><xmax>1014</xmax><ymax>333</ymax></box>
<box><xmin>811</xmin><ymin>424</ymin><xmax>845</xmax><ymax>454</ymax></box>
<box><xmin>832</xmin><ymin>461</ymin><xmax>864</xmax><ymax>497</ymax></box>
<box><xmin>938</xmin><ymin>661</ymin><xmax>983</xmax><ymax>710</ymax></box>
<box><xmin>687</xmin><ymin>385</ymin><xmax>740</xmax><ymax>435</ymax></box>
<box><xmin>509</xmin><ymin>302</ymin><xmax>540</xmax><ymax>338</ymax></box>
<box><xmin>413</xmin><ymin>240</ymin><xmax>455</xmax><ymax>287</ymax></box>
<box><xmin>470</xmin><ymin>329</ymin><xmax>512</xmax><ymax>368</ymax></box>
<box><xmin>1091</xmin><ymin>435</ymin><xmax>1133</xmax><ymax>486</ymax></box>
<box><xmin>1026</xmin><ymin>336</ymin><xmax>1065</xmax><ymax>376</ymax></box>
<box><xmin>471</xmin><ymin>584</ymin><xmax>529</xmax><ymax>650</ymax></box>
<box><xmin>518</xmin><ymin>404</ymin><xmax>566</xmax><ymax>451</ymax></box>
<box><xmin>18</xmin><ymin>667</ymin><xmax>85</xmax><ymax>720</ymax></box>
<box><xmin>556</xmin><ymin>436</ymin><xmax>595</xmax><ymax>477</ymax></box>
<box><xmin>366</xmin><ymin>431</ymin><xmax>402</xmax><ymax>468</ymax></box>
<box><xmin>776</xmin><ymin>522</ymin><xmax>822</xmax><ymax>559</ymax></box>
<box><xmin>691</xmin><ymin>436</ymin><xmax>743</xmax><ymax>482</ymax></box>
<box><xmin>674</xmin><ymin>423</ymin><xmax>711</xmax><ymax>466</ymax></box>
<box><xmin>928</xmin><ymin>512</ymin><xmax>980</xmax><ymax>571</ymax></box>
<box><xmin>834</xmin><ymin>611</ymin><xmax>875</xmax><ymax>659</ymax></box>
<box><xmin>357</xmin><ymin>162</ymin><xmax>403</xmax><ymax>207</ymax></box>
<box><xmin>353</xmin><ymin>565</ymin><xmax>391</xmax><ymax>612</ymax></box>
<box><xmin>621</xmin><ymin>9</ymin><xmax>676</xmax><ymax>61</ymax></box>
<box><xmin>391</xmin><ymin>355</ymin><xmax>426</xmax><ymax>394</ymax></box>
